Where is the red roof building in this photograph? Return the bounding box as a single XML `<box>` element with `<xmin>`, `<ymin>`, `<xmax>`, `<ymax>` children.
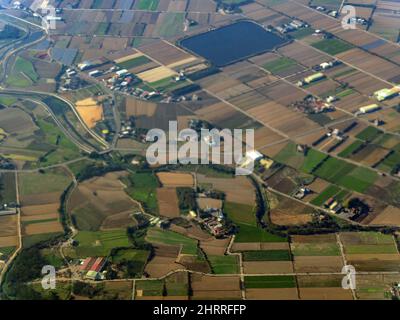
<box><xmin>80</xmin><ymin>257</ymin><xmax>94</xmax><ymax>271</ymax></box>
<box><xmin>90</xmin><ymin>257</ymin><xmax>105</xmax><ymax>273</ymax></box>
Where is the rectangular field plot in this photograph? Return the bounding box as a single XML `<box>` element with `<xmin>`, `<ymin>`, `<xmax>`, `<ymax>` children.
<box><xmin>244</xmin><ymin>275</ymin><xmax>296</xmax><ymax>289</ymax></box>
<box><xmin>297</xmin><ymin>275</ymin><xmax>353</xmax><ymax>300</ymax></box>
<box><xmin>208</xmin><ymin>255</ymin><xmax>239</xmax><ymax>274</ymax></box>
<box><xmin>242</xmin><ymin>250</ymin><xmax>292</xmax><ymax>261</ymax></box>
<box><xmin>291</xmin><ymin>234</ymin><xmax>341</xmax><ymax>256</ymax></box>
<box><xmin>355</xmin><ymin>274</ymin><xmax>400</xmax><ymax>300</ymax></box>
<box><xmin>340</xmin><ymin>232</ymin><xmax>400</xmax><ymax>272</ymax></box>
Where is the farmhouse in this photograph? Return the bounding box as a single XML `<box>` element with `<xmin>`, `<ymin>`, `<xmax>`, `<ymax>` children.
<box><xmin>80</xmin><ymin>257</ymin><xmax>107</xmax><ymax>281</ymax></box>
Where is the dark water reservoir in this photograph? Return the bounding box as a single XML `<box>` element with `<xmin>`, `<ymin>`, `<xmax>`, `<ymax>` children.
<box><xmin>180</xmin><ymin>21</ymin><xmax>287</xmax><ymax>67</ymax></box>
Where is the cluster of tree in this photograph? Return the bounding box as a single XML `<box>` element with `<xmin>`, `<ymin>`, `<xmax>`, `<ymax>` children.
<box><xmin>76</xmin><ymin>163</ymin><xmax>124</xmax><ymax>182</ymax></box>
<box><xmin>1</xmin><ymin>247</ymin><xmax>47</xmax><ymax>299</ymax></box>
<box><xmin>127</xmin><ymin>227</ymin><xmax>152</xmax><ymax>251</ymax></box>
<box><xmin>72</xmin><ymin>281</ymin><xmax>103</xmax><ymax>299</ymax></box>
<box><xmin>176</xmin><ymin>187</ymin><xmax>197</xmax><ymax>213</ymax></box>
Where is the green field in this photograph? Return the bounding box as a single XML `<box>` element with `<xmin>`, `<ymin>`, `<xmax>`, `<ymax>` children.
<box><xmin>6</xmin><ymin>57</ymin><xmax>39</xmax><ymax>87</ymax></box>
<box><xmin>377</xmin><ymin>151</ymin><xmax>400</xmax><ymax>173</ymax></box>
<box><xmin>263</xmin><ymin>57</ymin><xmax>297</xmax><ymax>74</ymax></box>
<box><xmin>356</xmin><ymin>127</ymin><xmax>383</xmax><ymax>142</ymax></box>
<box><xmin>154</xmin><ymin>12</ymin><xmax>185</xmax><ymax>38</ymax></box>
<box><xmin>110</xmin><ymin>248</ymin><xmax>150</xmax><ymax>277</ymax></box>
<box><xmin>312</xmin><ymin>157</ymin><xmax>377</xmax><ymax>193</ymax></box>
<box><xmin>338</xmin><ymin>140</ymin><xmax>364</xmax><ymax>158</ymax></box>
<box><xmin>224</xmin><ymin>202</ymin><xmax>256</xmax><ymax>226</ymax></box>
<box><xmin>146</xmin><ymin>228</ymin><xmax>197</xmax><ymax>255</ymax></box>
<box><xmin>341</xmin><ymin>232</ymin><xmax>395</xmax><ymax>245</ymax></box>
<box><xmin>313</xmin><ymin>157</ymin><xmax>354</xmax><ymax>181</ymax></box>
<box><xmin>0</xmin><ymin>246</ymin><xmax>15</xmax><ymax>259</ymax></box>
<box><xmin>19</xmin><ymin>170</ymin><xmax>71</xmax><ymax>196</ymax></box>
<box><xmin>344</xmin><ymin>244</ymin><xmax>398</xmax><ymax>254</ymax></box>
<box><xmin>274</xmin><ymin>142</ymin><xmax>304</xmax><ymax>169</ymax></box>
<box><xmin>244</xmin><ymin>275</ymin><xmax>296</xmax><ymax>289</ymax></box>
<box><xmin>23</xmin><ymin>232</ymin><xmax>63</xmax><ymax>248</ymax></box>
<box><xmin>310</xmin><ymin>184</ymin><xmax>341</xmax><ymax>206</ymax></box>
<box><xmin>291</xmin><ymin>242</ymin><xmax>341</xmax><ymax>256</ymax></box>
<box><xmin>118</xmin><ymin>56</ymin><xmax>151</xmax><ymax>69</ymax></box>
<box><xmin>242</xmin><ymin>250</ymin><xmax>292</xmax><ymax>261</ymax></box>
<box><xmin>300</xmin><ymin>149</ymin><xmax>327</xmax><ymax>173</ymax></box>
<box><xmin>290</xmin><ymin>27</ymin><xmax>314</xmax><ymax>39</ymax></box>
<box><xmin>70</xmin><ymin>230</ymin><xmax>131</xmax><ymax>258</ymax></box>
<box><xmin>297</xmin><ymin>275</ymin><xmax>343</xmax><ymax>287</ymax></box>
<box><xmin>208</xmin><ymin>255</ymin><xmax>239</xmax><ymax>274</ymax></box>
<box><xmin>273</xmin><ymin>142</ymin><xmax>327</xmax><ymax>173</ymax></box>
<box><xmin>123</xmin><ymin>171</ymin><xmax>159</xmax><ymax>214</ymax></box>
<box><xmin>0</xmin><ymin>172</ymin><xmax>16</xmax><ymax>203</ymax></box>
<box><xmin>94</xmin><ymin>22</ymin><xmax>109</xmax><ymax>35</ymax></box>
<box><xmin>337</xmin><ymin>167</ymin><xmax>378</xmax><ymax>193</ymax></box>
<box><xmin>67</xmin><ymin>159</ymin><xmax>96</xmax><ymax>176</ymax></box>
<box><xmin>235</xmin><ymin>223</ymin><xmax>287</xmax><ymax>243</ymax></box>
<box><xmin>0</xmin><ymin>95</ymin><xmax>17</xmax><ymax>106</ymax></box>
<box><xmin>34</xmin><ymin>118</ymin><xmax>81</xmax><ymax>166</ymax></box>
<box><xmin>136</xmin><ymin>279</ymin><xmax>164</xmax><ymax>296</ymax></box>
<box><xmin>137</xmin><ymin>0</ymin><xmax>159</xmax><ymax>10</ymax></box>
<box><xmin>311</xmin><ymin>38</ymin><xmax>354</xmax><ymax>55</ymax></box>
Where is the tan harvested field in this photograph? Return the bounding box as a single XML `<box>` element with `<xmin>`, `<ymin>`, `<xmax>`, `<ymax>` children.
<box><xmin>156</xmin><ymin>172</ymin><xmax>194</xmax><ymax>187</ymax></box>
<box><xmin>307</xmin><ymin>178</ymin><xmax>330</xmax><ymax>194</ymax></box>
<box><xmin>21</xmin><ymin>203</ymin><xmax>59</xmax><ymax>216</ymax></box>
<box><xmin>232</xmin><ymin>242</ymin><xmax>290</xmax><ymax>251</ymax></box>
<box><xmin>170</xmin><ymin>223</ymin><xmax>211</xmax><ymax>241</ymax></box>
<box><xmin>291</xmin><ymin>234</ymin><xmax>337</xmax><ymax>243</ymax></box>
<box><xmin>270</xmin><ymin>209</ymin><xmax>312</xmax><ymax>226</ymax></box>
<box><xmin>197</xmin><ymin>198</ymin><xmax>223</xmax><ymax>210</ymax></box>
<box><xmin>137</xmin><ymin>66</ymin><xmax>177</xmax><ymax>83</ymax></box>
<box><xmin>368</xmin><ymin>206</ymin><xmax>400</xmax><ymax>226</ymax></box>
<box><xmin>125</xmin><ymin>97</ymin><xmax>158</xmax><ymax>118</ymax></box>
<box><xmin>246</xmin><ymin>288</ymin><xmax>299</xmax><ymax>300</ymax></box>
<box><xmin>145</xmin><ymin>256</ymin><xmax>182</xmax><ymax>278</ymax></box>
<box><xmin>68</xmin><ymin>171</ymin><xmax>140</xmax><ymax>230</ymax></box>
<box><xmin>246</xmin><ymin>100</ymin><xmax>320</xmax><ymax>138</ymax></box>
<box><xmin>243</xmin><ymin>261</ymin><xmax>294</xmax><ymax>274</ymax></box>
<box><xmin>76</xmin><ymin>98</ymin><xmax>103</xmax><ymax>129</ymax></box>
<box><xmin>0</xmin><ymin>235</ymin><xmax>18</xmax><ymax>247</ymax></box>
<box><xmin>24</xmin><ymin>220</ymin><xmax>63</xmax><ymax>236</ymax></box>
<box><xmin>114</xmin><ymin>52</ymin><xmax>142</xmax><ymax>64</ymax></box>
<box><xmin>157</xmin><ymin>188</ymin><xmax>180</xmax><ymax>218</ymax></box>
<box><xmin>191</xmin><ymin>274</ymin><xmax>241</xmax><ymax>292</ymax></box>
<box><xmin>145</xmin><ymin>244</ymin><xmax>181</xmax><ymax>278</ymax></box>
<box><xmin>20</xmin><ymin>192</ymin><xmax>61</xmax><ymax>206</ymax></box>
<box><xmin>278</xmin><ymin>42</ymin><xmax>330</xmax><ymax>67</ymax></box>
<box><xmin>196</xmin><ymin>174</ymin><xmax>255</xmax><ymax>205</ymax></box>
<box><xmin>299</xmin><ymin>288</ymin><xmax>353</xmax><ymax>300</ymax></box>
<box><xmin>269</xmin><ymin>192</ymin><xmax>314</xmax><ymax>226</ymax></box>
<box><xmin>200</xmin><ymin>237</ymin><xmax>230</xmax><ymax>256</ymax></box>
<box><xmin>293</xmin><ymin>256</ymin><xmax>343</xmax><ymax>273</ymax></box>
<box><xmin>0</xmin><ymin>215</ymin><xmax>18</xmax><ymax>237</ymax></box>
<box><xmin>139</xmin><ymin>41</ymin><xmax>195</xmax><ymax>66</ymax></box>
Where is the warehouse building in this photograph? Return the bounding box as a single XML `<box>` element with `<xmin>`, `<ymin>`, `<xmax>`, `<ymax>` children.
<box><xmin>374</xmin><ymin>87</ymin><xmax>400</xmax><ymax>102</ymax></box>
